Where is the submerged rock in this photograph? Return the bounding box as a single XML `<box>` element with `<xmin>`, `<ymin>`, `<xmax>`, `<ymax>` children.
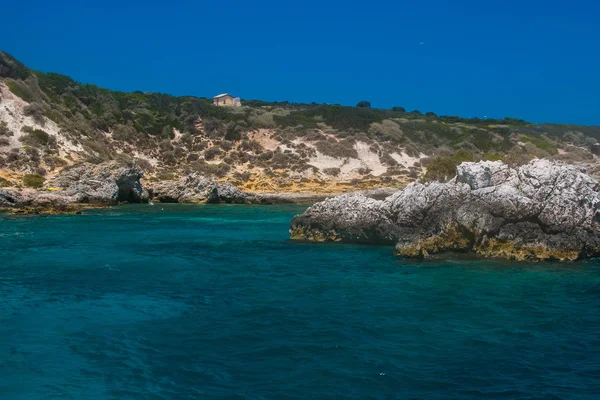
<box><xmin>290</xmin><ymin>159</ymin><xmax>600</xmax><ymax>261</ymax></box>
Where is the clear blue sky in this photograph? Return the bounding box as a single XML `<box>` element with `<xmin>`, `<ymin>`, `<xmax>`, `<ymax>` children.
<box><xmin>2</xmin><ymin>0</ymin><xmax>599</xmax><ymax>124</ymax></box>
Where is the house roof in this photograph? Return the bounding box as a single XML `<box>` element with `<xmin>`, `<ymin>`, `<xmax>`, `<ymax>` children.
<box><xmin>213</xmin><ymin>93</ymin><xmax>233</xmax><ymax>98</ymax></box>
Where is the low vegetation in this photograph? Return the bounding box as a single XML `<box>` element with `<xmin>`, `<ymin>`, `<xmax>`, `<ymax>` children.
<box><xmin>1</xmin><ymin>49</ymin><xmax>600</xmax><ymax>186</ymax></box>
<box><xmin>22</xmin><ymin>173</ymin><xmax>45</xmax><ymax>188</ymax></box>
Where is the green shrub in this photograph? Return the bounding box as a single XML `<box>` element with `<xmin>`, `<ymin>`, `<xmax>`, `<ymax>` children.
<box><xmin>233</xmin><ymin>171</ymin><xmax>251</xmax><ymax>182</ymax></box>
<box><xmin>551</xmin><ymin>145</ymin><xmax>593</xmax><ymax>162</ymax></box>
<box><xmin>368</xmin><ymin>120</ymin><xmax>403</xmax><ymax>142</ymax></box>
<box><xmin>520</xmin><ymin>135</ymin><xmax>557</xmax><ymax>155</ymax></box>
<box><xmin>44</xmin><ymin>108</ymin><xmax>64</xmax><ymax>124</ymax></box>
<box><xmin>504</xmin><ymin>145</ymin><xmax>535</xmax><ymax>167</ymax></box>
<box><xmin>483</xmin><ymin>152</ymin><xmax>505</xmax><ymax>161</ymax></box>
<box><xmin>23</xmin><ymin>102</ymin><xmax>46</xmax><ymax>125</ymax></box>
<box><xmin>380</xmin><ymin>152</ymin><xmax>398</xmax><ymax>166</ymax></box>
<box><xmin>6</xmin><ymin>79</ymin><xmax>34</xmax><ymax>102</ymax></box>
<box><xmin>0</xmin><ymin>51</ymin><xmax>31</xmax><ymax>79</ymax></box>
<box><xmin>274</xmin><ymin>104</ymin><xmax>395</xmax><ymax>131</ymax></box>
<box><xmin>315</xmin><ymin>139</ymin><xmax>358</xmax><ymax>158</ymax></box>
<box><xmin>204</xmin><ymin>146</ymin><xmax>222</xmax><ymax>160</ymax></box>
<box><xmin>303</xmin><ymin>130</ymin><xmax>326</xmax><ymax>141</ymax></box>
<box><xmin>422</xmin><ymin>150</ymin><xmax>476</xmax><ymax>182</ymax></box>
<box><xmin>248</xmin><ymin>112</ymin><xmax>276</xmax><ymax>128</ymax></box>
<box><xmin>0</xmin><ymin>177</ymin><xmax>11</xmax><ymax>187</ymax></box>
<box><xmin>6</xmin><ymin>149</ymin><xmax>22</xmax><ymax>163</ymax></box>
<box><xmin>20</xmin><ymin>129</ymin><xmax>52</xmax><ymax>147</ymax></box>
<box><xmin>220</xmin><ymin>140</ymin><xmax>234</xmax><ymax>151</ymax></box>
<box><xmin>452</xmin><ymin>149</ymin><xmax>476</xmax><ymax>163</ymax></box>
<box><xmin>112</xmin><ymin>123</ymin><xmax>139</xmax><ymax>143</ymax></box>
<box><xmin>22</xmin><ymin>174</ymin><xmax>45</xmax><ymax>188</ymax></box>
<box><xmin>190</xmin><ymin>161</ymin><xmax>230</xmax><ymax>177</ymax></box>
<box><xmin>239</xmin><ymin>139</ymin><xmax>263</xmax><ymax>153</ymax></box>
<box><xmin>0</xmin><ymin>122</ymin><xmax>13</xmax><ymax>137</ymax></box>
<box><xmin>323</xmin><ymin>167</ymin><xmax>341</xmax><ymax>176</ymax></box>
<box><xmin>44</xmin><ymin>155</ymin><xmax>68</xmax><ymax>170</ymax></box>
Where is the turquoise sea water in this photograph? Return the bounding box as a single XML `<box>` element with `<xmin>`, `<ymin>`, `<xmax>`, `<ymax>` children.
<box><xmin>1</xmin><ymin>204</ymin><xmax>599</xmax><ymax>399</ymax></box>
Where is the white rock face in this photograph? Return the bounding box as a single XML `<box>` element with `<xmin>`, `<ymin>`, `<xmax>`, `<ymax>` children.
<box><xmin>291</xmin><ymin>159</ymin><xmax>600</xmax><ymax>261</ymax></box>
<box><xmin>0</xmin><ymin>81</ymin><xmax>84</xmax><ymax>155</ymax></box>
<box><xmin>291</xmin><ymin>194</ymin><xmax>396</xmax><ymax>243</ymax></box>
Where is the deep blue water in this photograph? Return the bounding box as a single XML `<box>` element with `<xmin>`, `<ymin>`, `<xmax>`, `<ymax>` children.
<box><xmin>1</xmin><ymin>204</ymin><xmax>599</xmax><ymax>400</ymax></box>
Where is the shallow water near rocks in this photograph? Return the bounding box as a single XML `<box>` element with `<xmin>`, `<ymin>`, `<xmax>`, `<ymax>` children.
<box><xmin>1</xmin><ymin>204</ymin><xmax>599</xmax><ymax>399</ymax></box>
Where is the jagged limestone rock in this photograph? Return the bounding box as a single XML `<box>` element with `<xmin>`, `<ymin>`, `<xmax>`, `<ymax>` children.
<box><xmin>290</xmin><ymin>159</ymin><xmax>600</xmax><ymax>261</ymax></box>
<box><xmin>216</xmin><ymin>182</ymin><xmax>257</xmax><ymax>204</ymax></box>
<box><xmin>151</xmin><ymin>174</ymin><xmax>219</xmax><ymax>204</ymax></box>
<box><xmin>290</xmin><ymin>194</ymin><xmax>397</xmax><ymax>244</ymax></box>
<box><xmin>149</xmin><ymin>174</ymin><xmax>262</xmax><ymax>204</ymax></box>
<box><xmin>0</xmin><ymin>188</ymin><xmax>21</xmax><ymax>208</ymax></box>
<box><xmin>50</xmin><ymin>162</ymin><xmax>146</xmax><ymax>204</ymax></box>
<box><xmin>1</xmin><ymin>162</ymin><xmax>146</xmax><ymax>212</ymax></box>
<box><xmin>0</xmin><ymin>188</ymin><xmax>81</xmax><ymax>212</ymax></box>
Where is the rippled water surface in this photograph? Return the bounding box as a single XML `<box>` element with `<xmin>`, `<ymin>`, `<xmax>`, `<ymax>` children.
<box><xmin>1</xmin><ymin>204</ymin><xmax>599</xmax><ymax>399</ymax></box>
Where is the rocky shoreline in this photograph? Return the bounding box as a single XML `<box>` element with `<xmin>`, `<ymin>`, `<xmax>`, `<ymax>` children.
<box><xmin>290</xmin><ymin>159</ymin><xmax>600</xmax><ymax>262</ymax></box>
<box><xmin>0</xmin><ymin>161</ymin><xmax>400</xmax><ymax>214</ymax></box>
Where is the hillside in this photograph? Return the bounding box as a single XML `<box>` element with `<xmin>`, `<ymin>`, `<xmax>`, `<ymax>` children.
<box><xmin>2</xmin><ymin>50</ymin><xmax>600</xmax><ymax>193</ymax></box>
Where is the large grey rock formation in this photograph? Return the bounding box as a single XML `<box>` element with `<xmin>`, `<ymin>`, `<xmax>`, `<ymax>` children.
<box><xmin>50</xmin><ymin>162</ymin><xmax>147</xmax><ymax>204</ymax></box>
<box><xmin>0</xmin><ymin>188</ymin><xmax>76</xmax><ymax>212</ymax></box>
<box><xmin>151</xmin><ymin>173</ymin><xmax>220</xmax><ymax>203</ymax></box>
<box><xmin>149</xmin><ymin>173</ymin><xmax>266</xmax><ymax>204</ymax></box>
<box><xmin>291</xmin><ymin>159</ymin><xmax>600</xmax><ymax>261</ymax></box>
<box><xmin>216</xmin><ymin>182</ymin><xmax>261</xmax><ymax>204</ymax></box>
<box><xmin>1</xmin><ymin>165</ymin><xmax>269</xmax><ymax>213</ymax></box>
<box><xmin>1</xmin><ymin>162</ymin><xmax>147</xmax><ymax>212</ymax></box>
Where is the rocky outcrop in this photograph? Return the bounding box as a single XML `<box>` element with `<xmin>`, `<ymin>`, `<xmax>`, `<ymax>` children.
<box><xmin>0</xmin><ymin>162</ymin><xmax>147</xmax><ymax>213</ymax></box>
<box><xmin>0</xmin><ymin>188</ymin><xmax>83</xmax><ymax>213</ymax></box>
<box><xmin>0</xmin><ymin>166</ymin><xmax>274</xmax><ymax>213</ymax></box>
<box><xmin>150</xmin><ymin>174</ymin><xmax>220</xmax><ymax>204</ymax></box>
<box><xmin>50</xmin><ymin>162</ymin><xmax>148</xmax><ymax>204</ymax></box>
<box><xmin>149</xmin><ymin>173</ymin><xmax>268</xmax><ymax>204</ymax></box>
<box><xmin>290</xmin><ymin>159</ymin><xmax>600</xmax><ymax>261</ymax></box>
<box><xmin>217</xmin><ymin>182</ymin><xmax>265</xmax><ymax>204</ymax></box>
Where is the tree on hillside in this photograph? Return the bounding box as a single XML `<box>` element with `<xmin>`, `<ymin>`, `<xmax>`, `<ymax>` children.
<box><xmin>356</xmin><ymin>101</ymin><xmax>371</xmax><ymax>108</ymax></box>
<box><xmin>392</xmin><ymin>106</ymin><xmax>406</xmax><ymax>112</ymax></box>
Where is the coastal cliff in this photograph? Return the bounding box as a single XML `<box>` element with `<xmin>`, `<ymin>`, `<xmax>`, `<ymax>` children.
<box><xmin>290</xmin><ymin>159</ymin><xmax>600</xmax><ymax>261</ymax></box>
